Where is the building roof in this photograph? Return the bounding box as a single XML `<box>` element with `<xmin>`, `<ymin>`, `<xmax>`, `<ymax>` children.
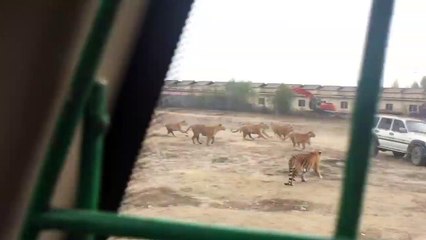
<box><xmin>383</xmin><ymin>88</ymin><xmax>403</xmax><ymax>93</ymax></box>
<box><xmin>162</xmin><ymin>81</ymin><xmax>425</xmax><ymax>96</ymax></box>
<box><xmin>340</xmin><ymin>87</ymin><xmax>357</xmax><ymax>92</ymax></box>
<box><xmin>250</xmin><ymin>82</ymin><xmax>266</xmax><ymax>88</ymax></box>
<box><xmin>286</xmin><ymin>84</ymin><xmax>302</xmax><ymax>88</ymax></box>
<box><xmin>263</xmin><ymin>83</ymin><xmax>282</xmax><ymax>89</ymax></box>
<box><xmin>193</xmin><ymin>81</ymin><xmax>213</xmax><ymax>86</ymax></box>
<box><xmin>164</xmin><ymin>80</ymin><xmax>178</xmax><ymax>85</ymax></box>
<box><xmin>402</xmin><ymin>88</ymin><xmax>425</xmax><ymax>94</ymax></box>
<box><xmin>211</xmin><ymin>81</ymin><xmax>228</xmax><ymax>86</ymax></box>
<box><xmin>176</xmin><ymin>80</ymin><xmax>195</xmax><ymax>86</ymax></box>
<box><xmin>320</xmin><ymin>86</ymin><xmax>341</xmax><ymax>91</ymax></box>
<box><xmin>259</xmin><ymin>88</ymin><xmax>278</xmax><ymax>94</ymax></box>
<box><xmin>302</xmin><ymin>85</ymin><xmax>321</xmax><ymax>90</ymax></box>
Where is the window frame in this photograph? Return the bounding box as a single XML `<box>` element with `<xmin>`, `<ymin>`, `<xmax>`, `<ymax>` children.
<box><xmin>378</xmin><ymin>117</ymin><xmax>393</xmax><ymax>130</ymax></box>
<box><xmin>409</xmin><ymin>104</ymin><xmax>417</xmax><ymax>112</ymax></box>
<box><xmin>385</xmin><ymin>103</ymin><xmax>393</xmax><ymax>111</ymax></box>
<box><xmin>391</xmin><ymin>119</ymin><xmax>406</xmax><ymax>132</ymax></box>
<box><xmin>373</xmin><ymin>116</ymin><xmax>380</xmax><ymax>128</ymax></box>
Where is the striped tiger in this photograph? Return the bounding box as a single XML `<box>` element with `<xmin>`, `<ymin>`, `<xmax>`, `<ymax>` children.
<box><xmin>284</xmin><ymin>150</ymin><xmax>322</xmax><ymax>186</ymax></box>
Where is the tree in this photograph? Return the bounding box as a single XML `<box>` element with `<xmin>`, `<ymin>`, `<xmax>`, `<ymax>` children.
<box><xmin>411</xmin><ymin>81</ymin><xmax>420</xmax><ymax>88</ymax></box>
<box><xmin>224</xmin><ymin>80</ymin><xmax>254</xmax><ymax>111</ymax></box>
<box><xmin>225</xmin><ymin>80</ymin><xmax>253</xmax><ymax>101</ymax></box>
<box><xmin>392</xmin><ymin>80</ymin><xmax>399</xmax><ymax>88</ymax></box>
<box><xmin>421</xmin><ymin>76</ymin><xmax>426</xmax><ymax>90</ymax></box>
<box><xmin>273</xmin><ymin>84</ymin><xmax>294</xmax><ymax>114</ymax></box>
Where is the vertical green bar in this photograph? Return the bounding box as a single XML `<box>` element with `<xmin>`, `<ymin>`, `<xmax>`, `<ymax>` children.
<box><xmin>73</xmin><ymin>80</ymin><xmax>109</xmax><ymax>240</ymax></box>
<box><xmin>77</xmin><ymin>81</ymin><xmax>109</xmax><ymax>210</ymax></box>
<box><xmin>335</xmin><ymin>0</ymin><xmax>394</xmax><ymax>238</ymax></box>
<box><xmin>20</xmin><ymin>1</ymin><xmax>120</xmax><ymax>239</ymax></box>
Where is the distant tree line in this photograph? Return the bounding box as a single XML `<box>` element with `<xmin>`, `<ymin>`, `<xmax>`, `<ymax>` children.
<box><xmin>393</xmin><ymin>76</ymin><xmax>426</xmax><ymax>89</ymax></box>
<box><xmin>417</xmin><ymin>76</ymin><xmax>426</xmax><ymax>89</ymax></box>
<box><xmin>160</xmin><ymin>80</ymin><xmax>294</xmax><ymax>114</ymax></box>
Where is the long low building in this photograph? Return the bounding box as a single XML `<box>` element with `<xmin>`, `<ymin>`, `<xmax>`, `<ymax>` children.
<box><xmin>161</xmin><ymin>80</ymin><xmax>426</xmax><ymax>115</ymax></box>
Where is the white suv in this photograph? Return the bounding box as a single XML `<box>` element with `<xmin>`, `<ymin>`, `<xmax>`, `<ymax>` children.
<box><xmin>372</xmin><ymin>114</ymin><xmax>426</xmax><ymax>166</ymax></box>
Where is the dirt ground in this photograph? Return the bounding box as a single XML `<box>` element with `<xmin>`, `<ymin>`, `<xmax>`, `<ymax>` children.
<box><xmin>115</xmin><ymin>108</ymin><xmax>426</xmax><ymax>240</ymax></box>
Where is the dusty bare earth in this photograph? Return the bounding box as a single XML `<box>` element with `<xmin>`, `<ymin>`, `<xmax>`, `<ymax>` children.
<box><xmin>115</xmin><ymin>108</ymin><xmax>426</xmax><ymax>240</ymax></box>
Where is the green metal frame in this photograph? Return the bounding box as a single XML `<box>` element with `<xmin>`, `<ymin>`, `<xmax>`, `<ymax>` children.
<box><xmin>19</xmin><ymin>0</ymin><xmax>394</xmax><ymax>239</ymax></box>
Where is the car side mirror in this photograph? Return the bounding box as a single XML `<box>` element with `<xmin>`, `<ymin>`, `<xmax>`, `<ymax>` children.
<box><xmin>399</xmin><ymin>127</ymin><xmax>408</xmax><ymax>133</ymax></box>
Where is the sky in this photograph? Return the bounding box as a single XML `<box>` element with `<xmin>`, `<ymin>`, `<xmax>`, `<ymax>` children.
<box><xmin>166</xmin><ymin>0</ymin><xmax>426</xmax><ymax>87</ymax></box>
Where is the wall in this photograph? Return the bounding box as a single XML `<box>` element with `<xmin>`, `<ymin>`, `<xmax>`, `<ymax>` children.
<box><xmin>321</xmin><ymin>98</ymin><xmax>355</xmax><ymax>113</ymax></box>
<box><xmin>378</xmin><ymin>100</ymin><xmax>405</xmax><ymax>113</ymax></box>
<box><xmin>378</xmin><ymin>100</ymin><xmax>423</xmax><ymax>115</ymax></box>
<box><xmin>163</xmin><ymin>82</ymin><xmax>426</xmax><ymax>116</ymax></box>
<box><xmin>402</xmin><ymin>101</ymin><xmax>423</xmax><ymax>113</ymax></box>
<box><xmin>252</xmin><ymin>95</ymin><xmax>273</xmax><ymax>109</ymax></box>
<box><xmin>292</xmin><ymin>97</ymin><xmax>310</xmax><ymax>111</ymax></box>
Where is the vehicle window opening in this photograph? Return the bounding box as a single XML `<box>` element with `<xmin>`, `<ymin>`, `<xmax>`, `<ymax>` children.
<box><xmin>391</xmin><ymin>119</ymin><xmax>405</xmax><ymax>132</ymax></box>
<box><xmin>378</xmin><ymin>117</ymin><xmax>393</xmax><ymax>130</ymax></box>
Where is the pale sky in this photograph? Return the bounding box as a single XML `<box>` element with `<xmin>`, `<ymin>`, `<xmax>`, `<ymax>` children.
<box><xmin>166</xmin><ymin>0</ymin><xmax>426</xmax><ymax>87</ymax></box>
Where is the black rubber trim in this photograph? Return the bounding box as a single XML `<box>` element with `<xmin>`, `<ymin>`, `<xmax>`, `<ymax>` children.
<box><xmin>100</xmin><ymin>0</ymin><xmax>194</xmax><ymax>216</ymax></box>
<box><xmin>407</xmin><ymin>140</ymin><xmax>426</xmax><ymax>156</ymax></box>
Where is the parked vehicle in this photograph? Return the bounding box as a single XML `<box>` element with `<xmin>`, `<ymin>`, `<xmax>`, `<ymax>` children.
<box><xmin>371</xmin><ymin>114</ymin><xmax>426</xmax><ymax>166</ymax></box>
<box><xmin>291</xmin><ymin>87</ymin><xmax>336</xmax><ymax>113</ymax></box>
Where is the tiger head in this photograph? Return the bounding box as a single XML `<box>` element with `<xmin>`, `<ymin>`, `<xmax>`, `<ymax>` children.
<box><xmin>217</xmin><ymin>123</ymin><xmax>226</xmax><ymax>131</ymax></box>
<box><xmin>312</xmin><ymin>150</ymin><xmax>322</xmax><ymax>156</ymax></box>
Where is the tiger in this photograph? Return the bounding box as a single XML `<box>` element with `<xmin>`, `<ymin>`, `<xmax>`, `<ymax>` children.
<box><xmin>288</xmin><ymin>131</ymin><xmax>316</xmax><ymax>149</ymax></box>
<box><xmin>185</xmin><ymin>124</ymin><xmax>226</xmax><ymax>146</ymax></box>
<box><xmin>271</xmin><ymin>122</ymin><xmax>294</xmax><ymax>141</ymax></box>
<box><xmin>231</xmin><ymin>123</ymin><xmax>271</xmax><ymax>140</ymax></box>
<box><xmin>165</xmin><ymin>120</ymin><xmax>188</xmax><ymax>136</ymax></box>
<box><xmin>285</xmin><ymin>150</ymin><xmax>322</xmax><ymax>186</ymax></box>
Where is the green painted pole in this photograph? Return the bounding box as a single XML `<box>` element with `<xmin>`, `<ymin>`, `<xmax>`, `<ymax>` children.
<box><xmin>77</xmin><ymin>80</ymin><xmax>109</xmax><ymax>210</ymax></box>
<box><xmin>20</xmin><ymin>1</ymin><xmax>120</xmax><ymax>239</ymax></box>
<box><xmin>335</xmin><ymin>0</ymin><xmax>394</xmax><ymax>239</ymax></box>
<box><xmin>73</xmin><ymin>80</ymin><xmax>109</xmax><ymax>240</ymax></box>
<box><xmin>35</xmin><ymin>209</ymin><xmax>332</xmax><ymax>240</ymax></box>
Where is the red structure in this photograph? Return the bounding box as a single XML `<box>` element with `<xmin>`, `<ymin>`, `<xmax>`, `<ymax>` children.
<box><xmin>292</xmin><ymin>87</ymin><xmax>336</xmax><ymax>112</ymax></box>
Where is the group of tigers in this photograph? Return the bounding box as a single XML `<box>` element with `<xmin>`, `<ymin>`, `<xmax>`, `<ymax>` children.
<box><xmin>164</xmin><ymin>120</ymin><xmax>322</xmax><ymax>186</ymax></box>
<box><xmin>165</xmin><ymin>121</ymin><xmax>316</xmax><ymax>148</ymax></box>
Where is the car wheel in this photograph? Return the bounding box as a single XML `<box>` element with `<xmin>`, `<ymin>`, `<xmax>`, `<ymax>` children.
<box><xmin>392</xmin><ymin>151</ymin><xmax>405</xmax><ymax>159</ymax></box>
<box><xmin>410</xmin><ymin>145</ymin><xmax>426</xmax><ymax>166</ymax></box>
